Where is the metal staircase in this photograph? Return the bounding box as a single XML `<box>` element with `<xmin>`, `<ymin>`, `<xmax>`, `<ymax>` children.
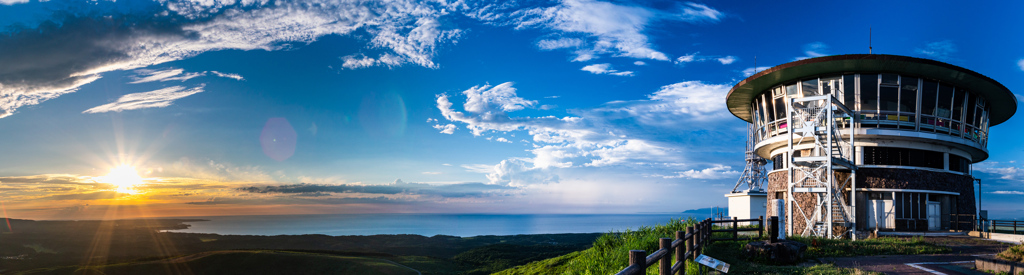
<box><xmin>786</xmin><ymin>92</ymin><xmax>858</xmax><ymax>239</ymax></box>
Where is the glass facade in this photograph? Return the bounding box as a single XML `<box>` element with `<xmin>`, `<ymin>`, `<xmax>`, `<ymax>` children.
<box><xmin>751</xmin><ymin>73</ymin><xmax>991</xmax><ymax>148</ymax></box>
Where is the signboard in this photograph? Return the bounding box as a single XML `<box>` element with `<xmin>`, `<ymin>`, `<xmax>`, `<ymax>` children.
<box><xmin>695</xmin><ymin>254</ymin><xmax>730</xmax><ymax>273</ymax></box>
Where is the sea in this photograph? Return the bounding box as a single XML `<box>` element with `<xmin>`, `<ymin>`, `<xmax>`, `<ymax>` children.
<box><xmin>164</xmin><ymin>213</ymin><xmax>714</xmax><ymax>237</ymax></box>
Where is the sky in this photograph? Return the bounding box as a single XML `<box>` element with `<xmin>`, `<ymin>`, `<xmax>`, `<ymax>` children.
<box><xmin>0</xmin><ymin>0</ymin><xmax>1023</xmax><ymax>220</ymax></box>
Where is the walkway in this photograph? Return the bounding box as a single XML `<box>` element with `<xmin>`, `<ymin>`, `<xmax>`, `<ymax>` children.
<box><xmin>826</xmin><ymin>236</ymin><xmax>1011</xmax><ymax>275</ymax></box>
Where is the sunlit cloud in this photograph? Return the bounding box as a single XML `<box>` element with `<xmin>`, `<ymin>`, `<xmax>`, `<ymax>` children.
<box><xmin>83</xmin><ymin>85</ymin><xmax>205</xmax><ymax>113</ymax></box>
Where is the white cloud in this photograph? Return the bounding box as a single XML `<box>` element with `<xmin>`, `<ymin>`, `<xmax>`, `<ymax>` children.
<box><xmin>1017</xmin><ymin>59</ymin><xmax>1024</xmax><ymax>71</ymax></box>
<box><xmin>476</xmin><ymin>0</ymin><xmax>724</xmax><ymax>62</ymax></box>
<box><xmin>741</xmin><ymin>66</ymin><xmax>773</xmax><ymax>77</ymax></box>
<box><xmin>461</xmin><ymin>82</ymin><xmax>537</xmax><ymax>114</ymax></box>
<box><xmin>663</xmin><ymin>164</ymin><xmax>739</xmax><ymax>179</ymax></box>
<box><xmin>129</xmin><ymin>68</ymin><xmax>243</xmax><ymax>84</ymax></box>
<box><xmin>0</xmin><ymin>0</ymin><xmax>29</xmax><ymax>5</ymax></box>
<box><xmin>633</xmin><ymin>61</ymin><xmax>646</xmax><ymax>66</ymax></box>
<box><xmin>83</xmin><ymin>85</ymin><xmax>205</xmax><ymax>113</ymax></box>
<box><xmin>794</xmin><ymin>42</ymin><xmax>829</xmax><ymax>60</ymax></box>
<box><xmin>675</xmin><ymin>52</ymin><xmax>737</xmax><ymax>65</ymax></box>
<box><xmin>211</xmin><ymin>71</ymin><xmax>244</xmax><ymax>81</ymax></box>
<box><xmin>437</xmin><ymin>80</ymin><xmax>740</xmax><ymax>182</ymax></box>
<box><xmin>495</xmin><ymin>137</ymin><xmax>511</xmax><ymax>143</ymax></box>
<box><xmin>581</xmin><ymin>63</ymin><xmax>634</xmax><ymax>76</ymax></box>
<box><xmin>676</xmin><ymin>53</ymin><xmax>698</xmax><ymax>63</ymax></box>
<box><xmin>0</xmin><ymin>0</ymin><xmax>467</xmax><ymax>118</ymax></box>
<box><xmin>991</xmin><ymin>191</ymin><xmax>1024</xmax><ymax>195</ymax></box>
<box><xmin>462</xmin><ymin>164</ymin><xmax>495</xmax><ymax>174</ymax></box>
<box><xmin>485</xmin><ymin>159</ymin><xmax>559</xmax><ymax>187</ymax></box>
<box><xmin>915</xmin><ymin>40</ymin><xmax>957</xmax><ymax>61</ymax></box>
<box><xmin>433</xmin><ymin>124</ymin><xmax>456</xmax><ymax>134</ymax></box>
<box><xmin>537</xmin><ymin>37</ymin><xmax>584</xmax><ymax>50</ymax></box>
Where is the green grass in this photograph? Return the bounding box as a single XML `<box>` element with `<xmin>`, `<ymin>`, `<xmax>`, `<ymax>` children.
<box><xmin>787</xmin><ymin>235</ymin><xmax>950</xmax><ymax>258</ymax></box>
<box><xmin>701</xmin><ymin>239</ymin><xmax>881</xmax><ymax>274</ymax></box>
<box><xmin>493</xmin><ymin>218</ymin><xmax>951</xmax><ymax>275</ymax></box>
<box><xmin>15</xmin><ymin>250</ymin><xmax>420</xmax><ymax>275</ymax></box>
<box><xmin>997</xmin><ymin>244</ymin><xmax>1024</xmax><ymax>263</ymax></box>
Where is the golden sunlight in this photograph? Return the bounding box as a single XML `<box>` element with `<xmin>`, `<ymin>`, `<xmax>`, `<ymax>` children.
<box><xmin>102</xmin><ymin>165</ymin><xmax>144</xmax><ymax>194</ymax></box>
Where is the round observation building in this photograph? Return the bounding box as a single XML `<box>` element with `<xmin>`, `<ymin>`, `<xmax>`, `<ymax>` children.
<box><xmin>726</xmin><ymin>54</ymin><xmax>1017</xmax><ymax>238</ymax></box>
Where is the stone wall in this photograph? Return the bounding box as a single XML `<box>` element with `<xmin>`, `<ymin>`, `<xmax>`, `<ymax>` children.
<box><xmin>766</xmin><ymin>168</ymin><xmax>975</xmax><ymax>235</ymax></box>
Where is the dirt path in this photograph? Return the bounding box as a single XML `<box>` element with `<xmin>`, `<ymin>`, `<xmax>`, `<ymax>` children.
<box><xmin>826</xmin><ymin>236</ymin><xmax>1011</xmax><ymax>275</ymax></box>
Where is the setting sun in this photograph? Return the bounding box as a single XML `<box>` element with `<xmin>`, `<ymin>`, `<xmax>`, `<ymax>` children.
<box><xmin>102</xmin><ymin>165</ymin><xmax>144</xmax><ymax>194</ymax></box>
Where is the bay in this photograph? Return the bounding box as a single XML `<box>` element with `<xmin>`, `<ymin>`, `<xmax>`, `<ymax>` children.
<box><xmin>165</xmin><ymin>213</ymin><xmax>712</xmax><ymax>237</ymax></box>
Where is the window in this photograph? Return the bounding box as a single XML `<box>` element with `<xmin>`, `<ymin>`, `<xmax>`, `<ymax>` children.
<box><xmin>860</xmin><ymin>74</ymin><xmax>878</xmax><ymax>112</ymax></box>
<box><xmin>863</xmin><ymin>147</ymin><xmax>943</xmax><ymax>169</ymax></box>
<box><xmin>966</xmin><ymin>92</ymin><xmax>978</xmax><ymax>126</ymax></box>
<box><xmin>937</xmin><ymin>84</ymin><xmax>954</xmax><ymax>119</ymax></box>
<box><xmin>773</xmin><ymin>95</ymin><xmax>786</xmax><ymax>121</ymax></box>
<box><xmin>881</xmin><ymin>73</ymin><xmax>899</xmax><ymax>86</ymax></box>
<box><xmin>772</xmin><ymin>154</ymin><xmax>785</xmax><ymax>170</ymax></box>
<box><xmin>843</xmin><ymin>74</ymin><xmax>856</xmax><ymax>107</ymax></box>
<box><xmin>952</xmin><ymin>88</ymin><xmax>966</xmax><ymax>121</ymax></box>
<box><xmin>920</xmin><ymin>80</ymin><xmax>938</xmax><ymax>116</ymax></box>
<box><xmin>899</xmin><ymin>77</ymin><xmax>918</xmax><ymax>113</ymax></box>
<box><xmin>880</xmin><ymin>86</ymin><xmax>899</xmax><ymax>112</ymax></box>
<box><xmin>949</xmin><ymin>154</ymin><xmax>971</xmax><ymax>173</ymax></box>
<box><xmin>801</xmin><ymin>79</ymin><xmax>819</xmax><ymax>97</ymax></box>
<box><xmin>785</xmin><ymin>83</ymin><xmax>799</xmax><ymax>97</ymax></box>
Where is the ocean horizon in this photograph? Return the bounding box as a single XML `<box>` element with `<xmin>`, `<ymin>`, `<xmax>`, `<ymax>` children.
<box><xmin>163</xmin><ymin>213</ymin><xmax>715</xmax><ymax>237</ymax></box>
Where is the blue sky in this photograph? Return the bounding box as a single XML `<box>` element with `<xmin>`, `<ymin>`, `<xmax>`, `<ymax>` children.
<box><xmin>0</xmin><ymin>0</ymin><xmax>1022</xmax><ymax>219</ymax></box>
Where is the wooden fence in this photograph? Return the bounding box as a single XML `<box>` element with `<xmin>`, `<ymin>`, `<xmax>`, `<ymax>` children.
<box><xmin>614</xmin><ymin>216</ymin><xmax>764</xmax><ymax>275</ymax></box>
<box><xmin>949</xmin><ymin>214</ymin><xmax>976</xmax><ymax>231</ymax></box>
<box><xmin>991</xmin><ymin>220</ymin><xmax>1024</xmax><ymax>235</ymax></box>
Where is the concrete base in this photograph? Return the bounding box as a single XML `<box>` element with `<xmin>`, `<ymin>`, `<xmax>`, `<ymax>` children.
<box><xmin>725</xmin><ymin>191</ymin><xmax>767</xmax><ymax>226</ymax></box>
<box><xmin>976</xmin><ymin>255</ymin><xmax>1024</xmax><ymax>274</ymax></box>
<box><xmin>976</xmin><ymin>232</ymin><xmax>1024</xmax><ymax>244</ymax></box>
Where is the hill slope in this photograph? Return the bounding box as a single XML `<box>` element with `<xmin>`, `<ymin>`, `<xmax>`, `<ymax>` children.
<box><xmin>18</xmin><ymin>250</ymin><xmax>420</xmax><ymax>275</ymax></box>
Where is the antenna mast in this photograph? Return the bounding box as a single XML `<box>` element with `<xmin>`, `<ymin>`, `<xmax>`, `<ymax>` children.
<box><xmin>731</xmin><ymin>123</ymin><xmax>768</xmax><ymax>193</ymax></box>
<box><xmin>869</xmin><ymin>27</ymin><xmax>873</xmax><ymax>54</ymax></box>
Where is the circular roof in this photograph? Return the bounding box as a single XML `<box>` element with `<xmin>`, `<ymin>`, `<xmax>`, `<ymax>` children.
<box><xmin>726</xmin><ymin>54</ymin><xmax>1018</xmax><ymax>126</ymax></box>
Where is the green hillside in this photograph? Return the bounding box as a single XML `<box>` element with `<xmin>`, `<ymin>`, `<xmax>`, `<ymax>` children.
<box><xmin>16</xmin><ymin>250</ymin><xmax>420</xmax><ymax>275</ymax></box>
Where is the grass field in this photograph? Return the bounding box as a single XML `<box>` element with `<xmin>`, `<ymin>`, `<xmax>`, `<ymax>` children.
<box><xmin>493</xmin><ymin>219</ymin><xmax>953</xmax><ymax>275</ymax></box>
<box><xmin>15</xmin><ymin>250</ymin><xmax>421</xmax><ymax>275</ymax></box>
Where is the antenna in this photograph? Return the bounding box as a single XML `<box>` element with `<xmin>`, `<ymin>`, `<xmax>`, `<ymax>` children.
<box><xmin>869</xmin><ymin>27</ymin><xmax>873</xmax><ymax>54</ymax></box>
<box><xmin>754</xmin><ymin>56</ymin><xmax>757</xmax><ymax>74</ymax></box>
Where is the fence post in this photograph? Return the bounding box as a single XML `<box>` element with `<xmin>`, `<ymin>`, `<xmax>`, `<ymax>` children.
<box><xmin>659</xmin><ymin>238</ymin><xmax>672</xmax><ymax>275</ymax></box>
<box><xmin>676</xmin><ymin>230</ymin><xmax>686</xmax><ymax>275</ymax></box>
<box><xmin>733</xmin><ymin>217</ymin><xmax>738</xmax><ymax>241</ymax></box>
<box><xmin>769</xmin><ymin>216</ymin><xmax>778</xmax><ymax>243</ymax></box>
<box><xmin>629</xmin><ymin>250</ymin><xmax>646</xmax><ymax>275</ymax></box>
<box><xmin>758</xmin><ymin>215</ymin><xmax>764</xmax><ymax>240</ymax></box>
<box><xmin>693</xmin><ymin>223</ymin><xmax>701</xmax><ymax>260</ymax></box>
<box><xmin>685</xmin><ymin>226</ymin><xmax>694</xmax><ymax>265</ymax></box>
<box><xmin>706</xmin><ymin>218</ymin><xmax>712</xmax><ymax>245</ymax></box>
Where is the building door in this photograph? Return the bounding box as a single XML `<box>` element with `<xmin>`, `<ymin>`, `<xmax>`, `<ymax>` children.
<box><xmin>927</xmin><ymin>202</ymin><xmax>941</xmax><ymax>231</ymax></box>
<box><xmin>867</xmin><ymin>199</ymin><xmax>894</xmax><ymax>229</ymax></box>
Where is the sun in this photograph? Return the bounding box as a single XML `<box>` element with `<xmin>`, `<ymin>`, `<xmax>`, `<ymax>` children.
<box><xmin>102</xmin><ymin>165</ymin><xmax>144</xmax><ymax>194</ymax></box>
